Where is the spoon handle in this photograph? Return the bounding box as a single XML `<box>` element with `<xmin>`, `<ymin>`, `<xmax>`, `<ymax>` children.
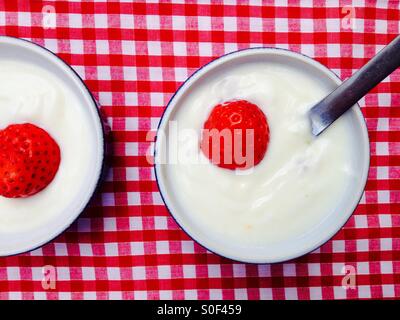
<box><xmin>310</xmin><ymin>34</ymin><xmax>400</xmax><ymax>136</ymax></box>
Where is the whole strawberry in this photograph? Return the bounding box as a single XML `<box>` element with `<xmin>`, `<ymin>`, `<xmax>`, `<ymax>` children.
<box><xmin>200</xmin><ymin>100</ymin><xmax>270</xmax><ymax>170</ymax></box>
<box><xmin>0</xmin><ymin>123</ymin><xmax>61</xmax><ymax>198</ymax></box>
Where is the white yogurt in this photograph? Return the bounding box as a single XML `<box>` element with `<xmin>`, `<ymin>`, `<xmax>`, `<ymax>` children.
<box><xmin>165</xmin><ymin>60</ymin><xmax>356</xmax><ymax>246</ymax></box>
<box><xmin>0</xmin><ymin>61</ymin><xmax>96</xmax><ymax>233</ymax></box>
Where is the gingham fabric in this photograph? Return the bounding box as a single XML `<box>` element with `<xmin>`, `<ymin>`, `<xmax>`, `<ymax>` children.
<box><xmin>0</xmin><ymin>0</ymin><xmax>399</xmax><ymax>300</ymax></box>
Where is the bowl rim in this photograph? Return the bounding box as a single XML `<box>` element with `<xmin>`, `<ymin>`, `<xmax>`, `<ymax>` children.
<box><xmin>154</xmin><ymin>47</ymin><xmax>370</xmax><ymax>264</ymax></box>
<box><xmin>0</xmin><ymin>36</ymin><xmax>106</xmax><ymax>257</ymax></box>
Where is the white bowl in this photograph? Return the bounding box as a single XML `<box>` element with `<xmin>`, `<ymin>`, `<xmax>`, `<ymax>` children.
<box><xmin>0</xmin><ymin>36</ymin><xmax>105</xmax><ymax>256</ymax></box>
<box><xmin>155</xmin><ymin>48</ymin><xmax>370</xmax><ymax>263</ymax></box>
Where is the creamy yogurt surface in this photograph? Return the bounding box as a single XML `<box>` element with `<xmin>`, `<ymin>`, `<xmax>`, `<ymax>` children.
<box><xmin>0</xmin><ymin>61</ymin><xmax>96</xmax><ymax>233</ymax></box>
<box><xmin>165</xmin><ymin>59</ymin><xmax>356</xmax><ymax>247</ymax></box>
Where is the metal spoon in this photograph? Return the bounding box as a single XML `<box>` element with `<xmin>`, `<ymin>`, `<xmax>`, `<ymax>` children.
<box><xmin>309</xmin><ymin>35</ymin><xmax>400</xmax><ymax>136</ymax></box>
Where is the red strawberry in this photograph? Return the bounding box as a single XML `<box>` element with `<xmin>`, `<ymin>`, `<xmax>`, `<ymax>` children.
<box><xmin>0</xmin><ymin>123</ymin><xmax>61</xmax><ymax>198</ymax></box>
<box><xmin>200</xmin><ymin>100</ymin><xmax>270</xmax><ymax>170</ymax></box>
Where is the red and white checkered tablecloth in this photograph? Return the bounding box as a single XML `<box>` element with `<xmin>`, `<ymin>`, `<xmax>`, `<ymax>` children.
<box><xmin>0</xmin><ymin>0</ymin><xmax>398</xmax><ymax>300</ymax></box>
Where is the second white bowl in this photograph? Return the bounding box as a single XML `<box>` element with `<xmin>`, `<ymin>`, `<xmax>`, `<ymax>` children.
<box><xmin>155</xmin><ymin>48</ymin><xmax>370</xmax><ymax>263</ymax></box>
